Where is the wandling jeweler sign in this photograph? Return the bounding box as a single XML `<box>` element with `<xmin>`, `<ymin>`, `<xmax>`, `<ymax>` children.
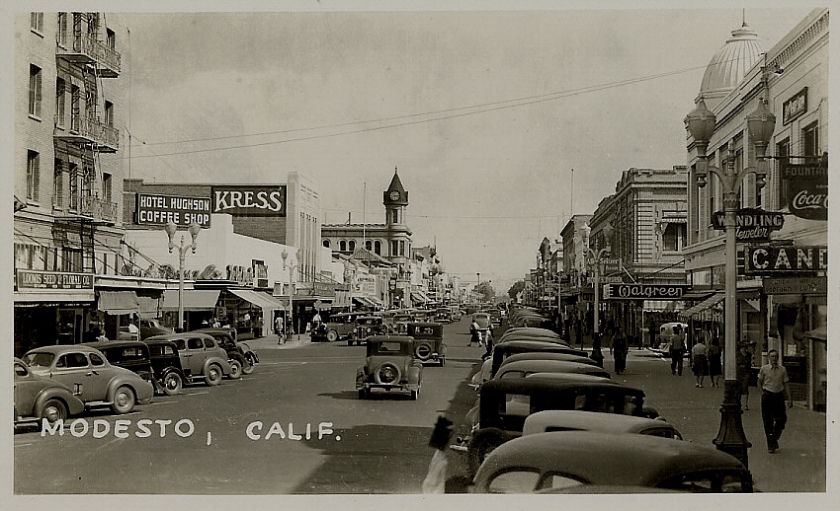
<box><xmin>602</xmin><ymin>284</ymin><xmax>690</xmax><ymax>300</ymax></box>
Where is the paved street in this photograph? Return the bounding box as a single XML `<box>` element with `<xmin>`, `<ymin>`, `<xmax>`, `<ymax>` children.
<box><xmin>14</xmin><ymin>320</ymin><xmax>825</xmax><ymax>493</ymax></box>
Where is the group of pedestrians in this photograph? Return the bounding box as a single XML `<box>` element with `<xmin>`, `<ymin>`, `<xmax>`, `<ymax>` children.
<box><xmin>689</xmin><ymin>337</ymin><xmax>722</xmax><ymax>388</ymax></box>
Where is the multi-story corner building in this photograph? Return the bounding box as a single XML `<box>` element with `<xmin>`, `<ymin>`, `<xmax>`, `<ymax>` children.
<box><xmin>587</xmin><ymin>166</ymin><xmax>689</xmax><ymax>341</ymax></box>
<box><xmin>560</xmin><ymin>215</ymin><xmax>593</xmax><ymax>281</ymax></box>
<box><xmin>321</xmin><ymin>170</ymin><xmax>414</xmax><ymax>270</ymax></box>
<box><xmin>684</xmin><ymin>9</ymin><xmax>828</xmax><ymax>410</ymax></box>
<box><xmin>14</xmin><ymin>12</ymin><xmax>129</xmax><ymax>353</ymax></box>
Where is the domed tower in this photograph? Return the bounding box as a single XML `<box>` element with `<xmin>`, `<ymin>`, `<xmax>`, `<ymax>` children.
<box><xmin>383</xmin><ymin>168</ymin><xmax>408</xmax><ymax>226</ymax></box>
<box><xmin>697</xmin><ymin>20</ymin><xmax>765</xmax><ymax>110</ymax></box>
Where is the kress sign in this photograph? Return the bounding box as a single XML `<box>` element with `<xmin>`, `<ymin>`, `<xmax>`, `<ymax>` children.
<box><xmin>211</xmin><ymin>185</ymin><xmax>286</xmax><ymax>217</ymax></box>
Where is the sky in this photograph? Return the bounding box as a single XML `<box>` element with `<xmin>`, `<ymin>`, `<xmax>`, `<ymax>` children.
<box><xmin>111</xmin><ymin>4</ymin><xmax>816</xmax><ymax>293</ymax></box>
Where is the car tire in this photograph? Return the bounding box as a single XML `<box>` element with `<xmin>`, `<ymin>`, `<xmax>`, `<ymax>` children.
<box><xmin>415</xmin><ymin>343</ymin><xmax>432</xmax><ymax>361</ymax></box>
<box><xmin>348</xmin><ymin>339</ymin><xmax>354</xmax><ymax>346</ymax></box>
<box><xmin>111</xmin><ymin>386</ymin><xmax>137</xmax><ymax>414</ymax></box>
<box><xmin>358</xmin><ymin>388</ymin><xmax>368</xmax><ymax>399</ymax></box>
<box><xmin>327</xmin><ymin>329</ymin><xmax>339</xmax><ymax>342</ymax></box>
<box><xmin>228</xmin><ymin>359</ymin><xmax>243</xmax><ymax>380</ymax></box>
<box><xmin>206</xmin><ymin>364</ymin><xmax>223</xmax><ymax>386</ymax></box>
<box><xmin>467</xmin><ymin>428</ymin><xmax>509</xmax><ymax>476</ymax></box>
<box><xmin>440</xmin><ymin>357</ymin><xmax>446</xmax><ymax>367</ymax></box>
<box><xmin>39</xmin><ymin>398</ymin><xmax>68</xmax><ymax>423</ymax></box>
<box><xmin>242</xmin><ymin>355</ymin><xmax>256</xmax><ymax>375</ymax></box>
<box><xmin>410</xmin><ymin>389</ymin><xmax>419</xmax><ymax>400</ymax></box>
<box><xmin>162</xmin><ymin>372</ymin><xmax>183</xmax><ymax>396</ymax></box>
<box><xmin>373</xmin><ymin>363</ymin><xmax>401</xmax><ymax>385</ymax></box>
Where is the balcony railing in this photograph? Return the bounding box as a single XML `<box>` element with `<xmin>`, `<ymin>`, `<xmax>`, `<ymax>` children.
<box><xmin>57</xmin><ymin>35</ymin><xmax>121</xmax><ymax>77</ymax></box>
<box><xmin>54</xmin><ymin>116</ymin><xmax>120</xmax><ymax>152</ymax></box>
<box><xmin>79</xmin><ymin>196</ymin><xmax>119</xmax><ymax>223</ymax></box>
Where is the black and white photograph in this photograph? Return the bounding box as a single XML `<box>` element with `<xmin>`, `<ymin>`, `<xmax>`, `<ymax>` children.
<box><xmin>5</xmin><ymin>0</ymin><xmax>836</xmax><ymax>506</ymax></box>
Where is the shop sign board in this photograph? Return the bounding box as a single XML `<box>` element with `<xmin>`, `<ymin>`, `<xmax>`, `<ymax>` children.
<box><xmin>741</xmin><ymin>245</ymin><xmax>827</xmax><ymax>275</ymax></box>
<box><xmin>211</xmin><ymin>185</ymin><xmax>286</xmax><ymax>217</ymax></box>
<box><xmin>16</xmin><ymin>270</ymin><xmax>94</xmax><ymax>290</ymax></box>
<box><xmin>764</xmin><ymin>277</ymin><xmax>826</xmax><ymax>295</ymax></box>
<box><xmin>711</xmin><ymin>208</ymin><xmax>785</xmax><ymax>241</ymax></box>
<box><xmin>252</xmin><ymin>260</ymin><xmax>269</xmax><ymax>289</ymax></box>
<box><xmin>587</xmin><ymin>275</ymin><xmax>623</xmax><ymax>285</ymax></box>
<box><xmin>781</xmin><ymin>162</ymin><xmax>827</xmax><ymax>221</ymax></box>
<box><xmin>227</xmin><ymin>265</ymin><xmax>255</xmax><ymax>286</ymax></box>
<box><xmin>782</xmin><ymin>87</ymin><xmax>807</xmax><ymax>125</ymax></box>
<box><xmin>602</xmin><ymin>284</ymin><xmax>690</xmax><ymax>300</ymax></box>
<box><xmin>136</xmin><ymin>193</ymin><xmax>212</xmax><ymax>227</ymax></box>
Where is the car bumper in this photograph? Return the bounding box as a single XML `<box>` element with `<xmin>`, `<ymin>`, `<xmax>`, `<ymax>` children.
<box><xmin>357</xmin><ymin>382</ymin><xmax>420</xmax><ymax>391</ymax></box>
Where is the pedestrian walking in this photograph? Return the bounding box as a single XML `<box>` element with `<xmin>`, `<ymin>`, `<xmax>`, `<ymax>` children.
<box><xmin>736</xmin><ymin>342</ymin><xmax>753</xmax><ymax>410</ymax></box>
<box><xmin>469</xmin><ymin>319</ymin><xmax>480</xmax><ymax>346</ymax></box>
<box><xmin>590</xmin><ymin>333</ymin><xmax>604</xmax><ymax>368</ymax></box>
<box><xmin>648</xmin><ymin>320</ymin><xmax>657</xmax><ymax>348</ymax></box>
<box><xmin>708</xmin><ymin>337</ymin><xmax>722</xmax><ymax>387</ymax></box>
<box><xmin>757</xmin><ymin>349</ymin><xmax>792</xmax><ymax>453</ymax></box>
<box><xmin>574</xmin><ymin>319</ymin><xmax>582</xmax><ymax>349</ymax></box>
<box><xmin>482</xmin><ymin>329</ymin><xmax>494</xmax><ymax>361</ymax></box>
<box><xmin>422</xmin><ymin>416</ymin><xmax>454</xmax><ymax>493</ymax></box>
<box><xmin>691</xmin><ymin>338</ymin><xmax>708</xmax><ymax>387</ymax></box>
<box><xmin>612</xmin><ymin>330</ymin><xmax>627</xmax><ymax>375</ymax></box>
<box><xmin>669</xmin><ymin>334</ymin><xmax>686</xmax><ymax>376</ymax></box>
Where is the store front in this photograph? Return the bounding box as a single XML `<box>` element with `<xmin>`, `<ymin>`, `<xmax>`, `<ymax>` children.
<box><xmin>223</xmin><ymin>288</ymin><xmax>285</xmax><ymax>339</ymax></box>
<box><xmin>14</xmin><ymin>270</ymin><xmax>96</xmax><ymax>355</ymax></box>
<box><xmin>160</xmin><ymin>289</ymin><xmax>221</xmax><ymax>331</ymax></box>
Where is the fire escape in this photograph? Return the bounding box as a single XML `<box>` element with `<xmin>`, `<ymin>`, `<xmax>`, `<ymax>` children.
<box><xmin>53</xmin><ymin>12</ymin><xmax>121</xmax><ymax>274</ymax></box>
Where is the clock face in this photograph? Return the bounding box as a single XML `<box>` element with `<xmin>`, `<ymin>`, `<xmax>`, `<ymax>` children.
<box><xmin>389</xmin><ymin>191</ymin><xmax>400</xmax><ymax>201</ymax></box>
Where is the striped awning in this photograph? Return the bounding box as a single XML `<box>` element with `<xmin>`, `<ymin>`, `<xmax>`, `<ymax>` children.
<box><xmin>679</xmin><ymin>293</ymin><xmax>724</xmax><ymax>318</ymax></box>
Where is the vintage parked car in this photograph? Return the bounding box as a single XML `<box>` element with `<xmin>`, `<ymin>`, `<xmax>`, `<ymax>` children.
<box><xmin>14</xmin><ymin>357</ymin><xmax>85</xmax><ymax>425</ymax></box>
<box><xmin>351</xmin><ymin>316</ymin><xmax>389</xmax><ymax>346</ymax></box>
<box><xmin>140</xmin><ymin>318</ymin><xmax>174</xmax><ymax>340</ymax></box>
<box><xmin>499</xmin><ymin>327</ymin><xmax>561</xmax><ymax>341</ymax></box>
<box><xmin>407</xmin><ymin>322</ymin><xmax>446</xmax><ymax>366</ymax></box>
<box><xmin>469</xmin><ymin>431</ymin><xmax>752</xmax><ymax>493</ymax></box>
<box><xmin>82</xmin><ymin>340</ymin><xmax>157</xmax><ymax>388</ymax></box>
<box><xmin>490</xmin><ymin>340</ymin><xmax>588</xmax><ymax>378</ymax></box>
<box><xmin>494</xmin><ymin>359</ymin><xmax>611</xmax><ymax>380</ymax></box>
<box><xmin>460</xmin><ymin>378</ymin><xmax>651</xmax><ymax>474</ymax></box>
<box><xmin>499</xmin><ymin>352</ymin><xmax>600</xmax><ymax>368</ymax></box>
<box><xmin>355</xmin><ymin>336</ymin><xmax>423</xmax><ymax>400</ymax></box>
<box><xmin>522</xmin><ymin>410</ymin><xmax>682</xmax><ymax>439</ymax></box>
<box><xmin>142</xmin><ymin>338</ymin><xmax>188</xmax><ymax>395</ymax></box>
<box><xmin>312</xmin><ymin>312</ymin><xmax>361</xmax><ymax>342</ymax></box>
<box><xmin>191</xmin><ymin>327</ymin><xmax>259</xmax><ymax>375</ymax></box>
<box><xmin>22</xmin><ymin>345</ymin><xmax>154</xmax><ymax>414</ymax></box>
<box><xmin>144</xmin><ymin>333</ymin><xmax>234</xmax><ymax>385</ymax></box>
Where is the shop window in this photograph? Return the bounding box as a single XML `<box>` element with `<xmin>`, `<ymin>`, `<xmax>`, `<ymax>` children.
<box><xmin>29</xmin><ymin>65</ymin><xmax>42</xmax><ymax>118</ymax></box>
<box><xmin>26</xmin><ymin>151</ymin><xmax>40</xmax><ymax>202</ymax></box>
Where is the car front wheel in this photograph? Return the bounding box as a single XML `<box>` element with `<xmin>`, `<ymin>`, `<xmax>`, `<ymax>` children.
<box><xmin>162</xmin><ymin>372</ymin><xmax>183</xmax><ymax>395</ymax></box>
<box><xmin>111</xmin><ymin>386</ymin><xmax>137</xmax><ymax>414</ymax></box>
<box><xmin>206</xmin><ymin>364</ymin><xmax>223</xmax><ymax>386</ymax></box>
<box><xmin>228</xmin><ymin>360</ymin><xmax>242</xmax><ymax>380</ymax></box>
<box><xmin>39</xmin><ymin>399</ymin><xmax>68</xmax><ymax>423</ymax></box>
<box><xmin>327</xmin><ymin>329</ymin><xmax>339</xmax><ymax>342</ymax></box>
<box><xmin>242</xmin><ymin>357</ymin><xmax>256</xmax><ymax>375</ymax></box>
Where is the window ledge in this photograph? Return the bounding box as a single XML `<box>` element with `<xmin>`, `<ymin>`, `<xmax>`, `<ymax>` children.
<box><xmin>29</xmin><ymin>114</ymin><xmax>42</xmax><ymax>122</ymax></box>
<box><xmin>31</xmin><ymin>28</ymin><xmax>44</xmax><ymax>38</ymax></box>
<box><xmin>27</xmin><ymin>200</ymin><xmax>41</xmax><ymax>207</ymax></box>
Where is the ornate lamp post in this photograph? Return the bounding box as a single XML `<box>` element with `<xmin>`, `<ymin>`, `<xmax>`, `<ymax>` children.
<box><xmin>582</xmin><ymin>222</ymin><xmax>613</xmax><ymax>346</ymax></box>
<box><xmin>684</xmin><ymin>95</ymin><xmax>775</xmax><ymax>468</ymax></box>
<box><xmin>164</xmin><ymin>221</ymin><xmax>201</xmax><ymax>332</ymax></box>
<box><xmin>281</xmin><ymin>249</ymin><xmax>299</xmax><ymax>339</ymax></box>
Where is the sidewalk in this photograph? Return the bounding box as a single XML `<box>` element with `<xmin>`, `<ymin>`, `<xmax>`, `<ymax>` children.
<box><xmin>243</xmin><ymin>333</ymin><xmax>313</xmax><ymax>350</ymax></box>
<box><xmin>604</xmin><ymin>349</ymin><xmax>826</xmax><ymax>492</ymax></box>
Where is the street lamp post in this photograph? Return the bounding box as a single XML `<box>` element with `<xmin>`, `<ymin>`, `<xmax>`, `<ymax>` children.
<box><xmin>164</xmin><ymin>221</ymin><xmax>201</xmax><ymax>332</ymax></box>
<box><xmin>281</xmin><ymin>250</ymin><xmax>299</xmax><ymax>339</ymax></box>
<box><xmin>582</xmin><ymin>223</ymin><xmax>613</xmax><ymax>346</ymax></box>
<box><xmin>685</xmin><ymin>93</ymin><xmax>775</xmax><ymax>468</ymax></box>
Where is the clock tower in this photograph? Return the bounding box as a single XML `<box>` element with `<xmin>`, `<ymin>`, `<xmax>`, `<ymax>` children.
<box><xmin>383</xmin><ymin>167</ymin><xmax>408</xmax><ymax>226</ymax></box>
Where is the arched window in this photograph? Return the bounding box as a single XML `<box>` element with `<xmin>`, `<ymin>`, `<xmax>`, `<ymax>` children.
<box><xmin>339</xmin><ymin>241</ymin><xmax>347</xmax><ymax>252</ymax></box>
<box><xmin>365</xmin><ymin>240</ymin><xmax>372</xmax><ymax>251</ymax></box>
<box><xmin>348</xmin><ymin>240</ymin><xmax>356</xmax><ymax>252</ymax></box>
<box><xmin>323</xmin><ymin>239</ymin><xmax>331</xmax><ymax>248</ymax></box>
<box><xmin>374</xmin><ymin>241</ymin><xmax>381</xmax><ymax>255</ymax></box>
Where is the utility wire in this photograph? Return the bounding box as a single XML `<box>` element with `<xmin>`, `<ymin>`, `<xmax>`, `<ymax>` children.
<box><xmin>124</xmin><ymin>61</ymin><xmax>715</xmax><ymax>160</ymax></box>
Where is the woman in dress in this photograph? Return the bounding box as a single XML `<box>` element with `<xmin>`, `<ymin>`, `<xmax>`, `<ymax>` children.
<box><xmin>708</xmin><ymin>337</ymin><xmax>722</xmax><ymax>387</ymax></box>
<box><xmin>691</xmin><ymin>338</ymin><xmax>708</xmax><ymax>388</ymax></box>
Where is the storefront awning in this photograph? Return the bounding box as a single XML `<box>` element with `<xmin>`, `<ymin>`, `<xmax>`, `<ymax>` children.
<box><xmin>161</xmin><ymin>289</ymin><xmax>221</xmax><ymax>311</ymax></box>
<box><xmin>410</xmin><ymin>291</ymin><xmax>428</xmax><ymax>305</ymax></box>
<box><xmin>98</xmin><ymin>291</ymin><xmax>140</xmax><ymax>315</ymax></box>
<box><xmin>353</xmin><ymin>296</ymin><xmax>383</xmax><ymax>309</ymax></box>
<box><xmin>137</xmin><ymin>296</ymin><xmax>160</xmax><ymax>319</ymax></box>
<box><xmin>14</xmin><ymin>291</ymin><xmax>94</xmax><ymax>303</ymax></box>
<box><xmin>679</xmin><ymin>293</ymin><xmax>724</xmax><ymax>318</ymax></box>
<box><xmin>228</xmin><ymin>289</ymin><xmax>285</xmax><ymax>311</ymax></box>
<box><xmin>679</xmin><ymin>290</ymin><xmax>715</xmax><ymax>301</ymax></box>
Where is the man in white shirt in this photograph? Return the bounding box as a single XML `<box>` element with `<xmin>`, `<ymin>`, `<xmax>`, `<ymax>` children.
<box><xmin>757</xmin><ymin>349</ymin><xmax>792</xmax><ymax>453</ymax></box>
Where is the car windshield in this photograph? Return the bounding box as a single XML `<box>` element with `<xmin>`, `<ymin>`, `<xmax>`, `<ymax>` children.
<box><xmin>22</xmin><ymin>352</ymin><xmax>55</xmax><ymax>367</ymax></box>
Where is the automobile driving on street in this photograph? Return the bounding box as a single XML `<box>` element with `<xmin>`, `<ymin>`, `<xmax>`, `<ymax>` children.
<box><xmin>355</xmin><ymin>335</ymin><xmax>423</xmax><ymax>400</ymax></box>
<box><xmin>407</xmin><ymin>322</ymin><xmax>446</xmax><ymax>366</ymax></box>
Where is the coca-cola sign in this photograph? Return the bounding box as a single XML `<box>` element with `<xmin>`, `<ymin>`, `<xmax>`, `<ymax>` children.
<box><xmin>782</xmin><ymin>162</ymin><xmax>827</xmax><ymax>220</ymax></box>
